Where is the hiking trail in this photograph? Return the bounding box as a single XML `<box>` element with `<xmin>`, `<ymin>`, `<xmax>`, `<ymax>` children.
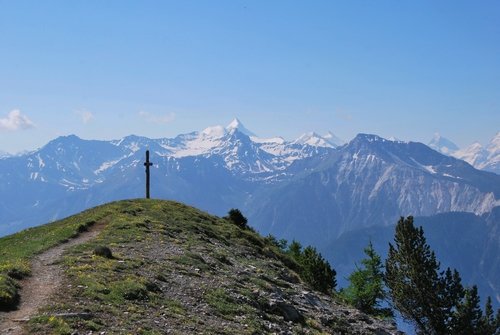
<box><xmin>0</xmin><ymin>220</ymin><xmax>106</xmax><ymax>335</ymax></box>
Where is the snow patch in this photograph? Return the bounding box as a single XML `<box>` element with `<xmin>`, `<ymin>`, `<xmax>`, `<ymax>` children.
<box><xmin>95</xmin><ymin>158</ymin><xmax>123</xmax><ymax>174</ymax></box>
<box><xmin>128</xmin><ymin>142</ymin><xmax>140</xmax><ymax>152</ymax></box>
<box><xmin>37</xmin><ymin>154</ymin><xmax>45</xmax><ymax>168</ymax></box>
<box><xmin>424</xmin><ymin>165</ymin><xmax>437</xmax><ymax>174</ymax></box>
<box><xmin>250</xmin><ymin>136</ymin><xmax>285</xmax><ymax>145</ymax></box>
<box><xmin>442</xmin><ymin>173</ymin><xmax>462</xmax><ymax>179</ymax></box>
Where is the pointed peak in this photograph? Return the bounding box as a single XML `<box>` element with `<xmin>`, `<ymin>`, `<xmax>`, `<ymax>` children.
<box><xmin>428</xmin><ymin>133</ymin><xmax>459</xmax><ymax>154</ymax></box>
<box><xmin>225</xmin><ymin>118</ymin><xmax>256</xmax><ymax>137</ymax></box>
<box><xmin>226</xmin><ymin>118</ymin><xmax>242</xmax><ymax>129</ymax></box>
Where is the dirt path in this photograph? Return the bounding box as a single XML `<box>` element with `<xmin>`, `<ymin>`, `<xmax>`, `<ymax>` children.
<box><xmin>0</xmin><ymin>220</ymin><xmax>107</xmax><ymax>335</ymax></box>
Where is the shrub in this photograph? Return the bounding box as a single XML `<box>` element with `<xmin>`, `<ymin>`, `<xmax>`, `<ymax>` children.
<box><xmin>76</xmin><ymin>224</ymin><xmax>89</xmax><ymax>233</ymax></box>
<box><xmin>225</xmin><ymin>208</ymin><xmax>248</xmax><ymax>228</ymax></box>
<box><xmin>93</xmin><ymin>246</ymin><xmax>113</xmax><ymax>259</ymax></box>
<box><xmin>265</xmin><ymin>234</ymin><xmax>288</xmax><ymax>251</ymax></box>
<box><xmin>286</xmin><ymin>240</ymin><xmax>336</xmax><ymax>294</ymax></box>
<box><xmin>0</xmin><ymin>273</ymin><xmax>19</xmax><ymax>310</ymax></box>
<box><xmin>300</xmin><ymin>246</ymin><xmax>336</xmax><ymax>294</ymax></box>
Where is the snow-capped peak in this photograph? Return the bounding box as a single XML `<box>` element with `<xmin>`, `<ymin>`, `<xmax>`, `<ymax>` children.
<box><xmin>225</xmin><ymin>118</ymin><xmax>256</xmax><ymax>137</ymax></box>
<box><xmin>323</xmin><ymin>131</ymin><xmax>344</xmax><ymax>147</ymax></box>
<box><xmin>294</xmin><ymin>132</ymin><xmax>335</xmax><ymax>148</ymax></box>
<box><xmin>451</xmin><ymin>132</ymin><xmax>500</xmax><ymax>175</ymax></box>
<box><xmin>428</xmin><ymin>133</ymin><xmax>459</xmax><ymax>155</ymax></box>
<box><xmin>453</xmin><ymin>142</ymin><xmax>485</xmax><ymax>167</ymax></box>
<box><xmin>487</xmin><ymin>132</ymin><xmax>500</xmax><ymax>152</ymax></box>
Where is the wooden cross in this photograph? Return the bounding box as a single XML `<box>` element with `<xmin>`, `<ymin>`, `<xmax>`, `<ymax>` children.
<box><xmin>144</xmin><ymin>150</ymin><xmax>153</xmax><ymax>199</ymax></box>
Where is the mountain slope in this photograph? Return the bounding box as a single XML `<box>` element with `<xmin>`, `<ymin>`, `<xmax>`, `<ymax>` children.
<box><xmin>249</xmin><ymin>134</ymin><xmax>500</xmax><ymax>245</ymax></box>
<box><xmin>0</xmin><ymin>200</ymin><xmax>400</xmax><ymax>335</ymax></box>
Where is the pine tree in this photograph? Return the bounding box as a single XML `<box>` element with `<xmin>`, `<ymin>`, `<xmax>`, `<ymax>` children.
<box><xmin>286</xmin><ymin>241</ymin><xmax>336</xmax><ymax>294</ymax></box>
<box><xmin>341</xmin><ymin>241</ymin><xmax>388</xmax><ymax>315</ymax></box>
<box><xmin>451</xmin><ymin>285</ymin><xmax>483</xmax><ymax>335</ymax></box>
<box><xmin>479</xmin><ymin>297</ymin><xmax>500</xmax><ymax>335</ymax></box>
<box><xmin>301</xmin><ymin>246</ymin><xmax>336</xmax><ymax>294</ymax></box>
<box><xmin>288</xmin><ymin>240</ymin><xmax>303</xmax><ymax>260</ymax></box>
<box><xmin>385</xmin><ymin>216</ymin><xmax>464</xmax><ymax>334</ymax></box>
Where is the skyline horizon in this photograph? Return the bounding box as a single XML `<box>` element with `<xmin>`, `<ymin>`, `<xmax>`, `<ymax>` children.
<box><xmin>1</xmin><ymin>114</ymin><xmax>498</xmax><ymax>155</ymax></box>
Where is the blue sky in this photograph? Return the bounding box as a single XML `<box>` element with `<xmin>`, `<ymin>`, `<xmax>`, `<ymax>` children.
<box><xmin>0</xmin><ymin>0</ymin><xmax>499</xmax><ymax>153</ymax></box>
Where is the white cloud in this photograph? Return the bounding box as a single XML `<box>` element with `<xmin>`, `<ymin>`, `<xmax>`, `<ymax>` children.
<box><xmin>0</xmin><ymin>110</ymin><xmax>35</xmax><ymax>131</ymax></box>
<box><xmin>75</xmin><ymin>110</ymin><xmax>95</xmax><ymax>124</ymax></box>
<box><xmin>139</xmin><ymin>111</ymin><xmax>176</xmax><ymax>124</ymax></box>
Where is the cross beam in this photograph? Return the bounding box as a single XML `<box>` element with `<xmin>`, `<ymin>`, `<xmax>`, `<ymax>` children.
<box><xmin>144</xmin><ymin>150</ymin><xmax>153</xmax><ymax>199</ymax></box>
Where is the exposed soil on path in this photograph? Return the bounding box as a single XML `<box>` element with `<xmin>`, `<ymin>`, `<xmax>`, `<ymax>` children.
<box><xmin>0</xmin><ymin>220</ymin><xmax>107</xmax><ymax>335</ymax></box>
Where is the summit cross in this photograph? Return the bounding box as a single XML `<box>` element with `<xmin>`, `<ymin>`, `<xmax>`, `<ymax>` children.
<box><xmin>144</xmin><ymin>150</ymin><xmax>153</xmax><ymax>199</ymax></box>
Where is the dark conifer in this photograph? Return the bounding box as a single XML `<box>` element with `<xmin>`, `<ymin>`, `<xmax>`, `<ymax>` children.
<box><xmin>452</xmin><ymin>285</ymin><xmax>483</xmax><ymax>335</ymax></box>
<box><xmin>226</xmin><ymin>208</ymin><xmax>248</xmax><ymax>228</ymax></box>
<box><xmin>385</xmin><ymin>216</ymin><xmax>463</xmax><ymax>334</ymax></box>
<box><xmin>479</xmin><ymin>296</ymin><xmax>500</xmax><ymax>335</ymax></box>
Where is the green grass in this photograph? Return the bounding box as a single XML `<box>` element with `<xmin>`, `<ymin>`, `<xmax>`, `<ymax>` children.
<box><xmin>0</xmin><ymin>203</ymin><xmax>118</xmax><ymax>309</ymax></box>
<box><xmin>0</xmin><ymin>205</ymin><xmax>112</xmax><ymax>276</ymax></box>
<box><xmin>29</xmin><ymin>315</ymin><xmax>72</xmax><ymax>335</ymax></box>
<box><xmin>204</xmin><ymin>288</ymin><xmax>246</xmax><ymax>317</ymax></box>
<box><xmin>162</xmin><ymin>297</ymin><xmax>186</xmax><ymax>316</ymax></box>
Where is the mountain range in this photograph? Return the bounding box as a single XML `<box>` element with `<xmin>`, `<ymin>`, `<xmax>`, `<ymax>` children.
<box><xmin>429</xmin><ymin>132</ymin><xmax>500</xmax><ymax>175</ymax></box>
<box><xmin>0</xmin><ymin>119</ymin><xmax>499</xmax><ymax>308</ymax></box>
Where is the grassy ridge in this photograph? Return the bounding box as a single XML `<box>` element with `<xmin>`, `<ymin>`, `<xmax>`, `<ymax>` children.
<box><xmin>0</xmin><ymin>200</ymin><xmax>395</xmax><ymax>334</ymax></box>
<box><xmin>17</xmin><ymin>200</ymin><xmax>301</xmax><ymax>334</ymax></box>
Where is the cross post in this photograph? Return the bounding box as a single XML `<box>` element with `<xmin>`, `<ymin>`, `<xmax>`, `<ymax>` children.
<box><xmin>144</xmin><ymin>150</ymin><xmax>153</xmax><ymax>199</ymax></box>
